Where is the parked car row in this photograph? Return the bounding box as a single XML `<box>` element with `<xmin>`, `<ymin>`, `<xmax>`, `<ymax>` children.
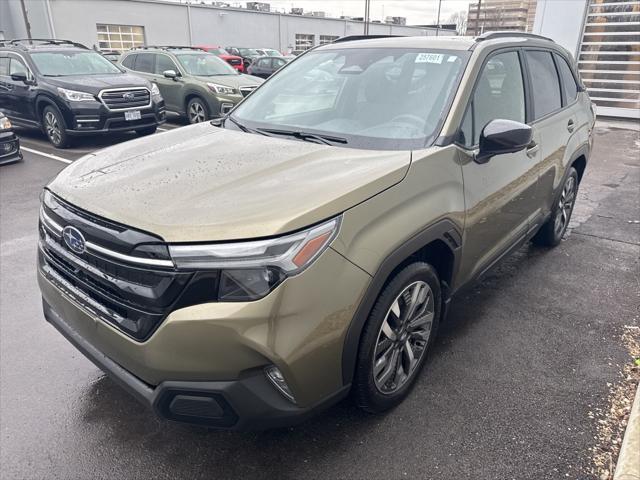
<box><xmin>0</xmin><ymin>39</ymin><xmax>274</xmax><ymax>148</ymax></box>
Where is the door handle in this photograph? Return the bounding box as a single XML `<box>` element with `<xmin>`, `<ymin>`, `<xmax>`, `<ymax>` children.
<box><xmin>567</xmin><ymin>119</ymin><xmax>575</xmax><ymax>133</ymax></box>
<box><xmin>526</xmin><ymin>141</ymin><xmax>539</xmax><ymax>158</ymax></box>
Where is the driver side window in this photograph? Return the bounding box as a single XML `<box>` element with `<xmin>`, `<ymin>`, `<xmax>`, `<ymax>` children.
<box><xmin>459</xmin><ymin>51</ymin><xmax>525</xmax><ymax>147</ymax></box>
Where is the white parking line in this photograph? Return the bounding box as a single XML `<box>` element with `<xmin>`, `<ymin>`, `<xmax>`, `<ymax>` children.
<box><xmin>157</xmin><ymin>127</ymin><xmax>170</xmax><ymax>132</ymax></box>
<box><xmin>21</xmin><ymin>146</ymin><xmax>73</xmax><ymax>164</ymax></box>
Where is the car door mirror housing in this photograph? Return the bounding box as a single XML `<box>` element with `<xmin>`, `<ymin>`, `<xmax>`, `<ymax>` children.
<box><xmin>163</xmin><ymin>70</ymin><xmax>179</xmax><ymax>80</ymax></box>
<box><xmin>10</xmin><ymin>72</ymin><xmax>28</xmax><ymax>83</ymax></box>
<box><xmin>475</xmin><ymin>119</ymin><xmax>533</xmax><ymax>164</ymax></box>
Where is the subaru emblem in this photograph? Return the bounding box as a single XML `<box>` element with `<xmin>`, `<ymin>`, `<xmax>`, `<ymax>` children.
<box><xmin>123</xmin><ymin>92</ymin><xmax>135</xmax><ymax>101</ymax></box>
<box><xmin>62</xmin><ymin>226</ymin><xmax>86</xmax><ymax>255</ymax></box>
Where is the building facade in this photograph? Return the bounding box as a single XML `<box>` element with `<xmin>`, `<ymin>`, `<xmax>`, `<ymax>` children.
<box><xmin>0</xmin><ymin>0</ymin><xmax>452</xmax><ymax>54</ymax></box>
<box><xmin>534</xmin><ymin>0</ymin><xmax>639</xmax><ymax>119</ymax></box>
<box><xmin>467</xmin><ymin>0</ymin><xmax>538</xmax><ymax>35</ymax></box>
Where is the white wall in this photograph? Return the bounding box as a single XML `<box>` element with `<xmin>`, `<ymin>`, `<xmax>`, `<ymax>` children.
<box><xmin>532</xmin><ymin>0</ymin><xmax>588</xmax><ymax>57</ymax></box>
<box><xmin>34</xmin><ymin>0</ymin><xmax>448</xmax><ymax>52</ymax></box>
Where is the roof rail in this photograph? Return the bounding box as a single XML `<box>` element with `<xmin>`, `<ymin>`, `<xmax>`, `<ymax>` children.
<box><xmin>0</xmin><ymin>38</ymin><xmax>89</xmax><ymax>49</ymax></box>
<box><xmin>131</xmin><ymin>45</ymin><xmax>203</xmax><ymax>51</ymax></box>
<box><xmin>333</xmin><ymin>35</ymin><xmax>405</xmax><ymax>44</ymax></box>
<box><xmin>474</xmin><ymin>31</ymin><xmax>555</xmax><ymax>43</ymax></box>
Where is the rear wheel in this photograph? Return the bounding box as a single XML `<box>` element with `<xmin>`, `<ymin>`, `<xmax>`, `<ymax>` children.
<box><xmin>354</xmin><ymin>262</ymin><xmax>441</xmax><ymax>413</ymax></box>
<box><xmin>532</xmin><ymin>167</ymin><xmax>579</xmax><ymax>247</ymax></box>
<box><xmin>186</xmin><ymin>97</ymin><xmax>209</xmax><ymax>124</ymax></box>
<box><xmin>42</xmin><ymin>105</ymin><xmax>70</xmax><ymax>148</ymax></box>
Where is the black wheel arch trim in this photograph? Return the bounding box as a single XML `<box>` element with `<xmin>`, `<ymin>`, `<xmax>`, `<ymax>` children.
<box><xmin>341</xmin><ymin>218</ymin><xmax>462</xmax><ymax>386</ymax></box>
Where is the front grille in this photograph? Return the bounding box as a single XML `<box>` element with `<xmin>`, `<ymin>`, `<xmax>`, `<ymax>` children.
<box><xmin>100</xmin><ymin>88</ymin><xmax>151</xmax><ymax>110</ymax></box>
<box><xmin>38</xmin><ymin>191</ymin><xmax>197</xmax><ymax>341</ymax></box>
<box><xmin>239</xmin><ymin>86</ymin><xmax>258</xmax><ymax>97</ymax></box>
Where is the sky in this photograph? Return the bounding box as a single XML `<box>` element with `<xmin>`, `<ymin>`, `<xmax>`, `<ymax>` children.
<box><xmin>245</xmin><ymin>1</ymin><xmax>472</xmax><ymax>25</ymax></box>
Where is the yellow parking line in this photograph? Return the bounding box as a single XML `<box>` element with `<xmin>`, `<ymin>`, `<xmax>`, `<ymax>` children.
<box><xmin>21</xmin><ymin>146</ymin><xmax>73</xmax><ymax>164</ymax></box>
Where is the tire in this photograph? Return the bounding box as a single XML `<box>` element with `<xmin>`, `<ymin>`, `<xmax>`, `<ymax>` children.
<box><xmin>186</xmin><ymin>97</ymin><xmax>209</xmax><ymax>124</ymax></box>
<box><xmin>42</xmin><ymin>105</ymin><xmax>70</xmax><ymax>148</ymax></box>
<box><xmin>354</xmin><ymin>262</ymin><xmax>441</xmax><ymax>413</ymax></box>
<box><xmin>135</xmin><ymin>125</ymin><xmax>157</xmax><ymax>136</ymax></box>
<box><xmin>532</xmin><ymin>167</ymin><xmax>579</xmax><ymax>247</ymax></box>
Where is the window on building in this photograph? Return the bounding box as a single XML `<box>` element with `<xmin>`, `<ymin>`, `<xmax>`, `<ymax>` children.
<box><xmin>526</xmin><ymin>50</ymin><xmax>562</xmax><ymax>119</ymax></box>
<box><xmin>155</xmin><ymin>54</ymin><xmax>178</xmax><ymax>75</ymax></box>
<box><xmin>0</xmin><ymin>57</ymin><xmax>9</xmax><ymax>76</ymax></box>
<box><xmin>554</xmin><ymin>53</ymin><xmax>578</xmax><ymax>104</ymax></box>
<box><xmin>295</xmin><ymin>34</ymin><xmax>315</xmax><ymax>51</ymax></box>
<box><xmin>97</xmin><ymin>24</ymin><xmax>145</xmax><ymax>52</ymax></box>
<box><xmin>460</xmin><ymin>51</ymin><xmax>525</xmax><ymax>146</ymax></box>
<box><xmin>319</xmin><ymin>35</ymin><xmax>339</xmax><ymax>45</ymax></box>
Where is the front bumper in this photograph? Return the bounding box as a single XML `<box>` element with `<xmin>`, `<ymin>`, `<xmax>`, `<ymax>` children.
<box><xmin>60</xmin><ymin>98</ymin><xmax>166</xmax><ymax>136</ymax></box>
<box><xmin>38</xmin><ymin>245</ymin><xmax>370</xmax><ymax>429</ymax></box>
<box><xmin>0</xmin><ymin>130</ymin><xmax>22</xmax><ymax>165</ymax></box>
<box><xmin>43</xmin><ymin>300</ymin><xmax>349</xmax><ymax>429</ymax></box>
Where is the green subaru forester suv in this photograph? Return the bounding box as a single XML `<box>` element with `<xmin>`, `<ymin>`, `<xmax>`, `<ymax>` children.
<box><xmin>120</xmin><ymin>46</ymin><xmax>263</xmax><ymax>123</ymax></box>
<box><xmin>38</xmin><ymin>33</ymin><xmax>595</xmax><ymax>429</ymax></box>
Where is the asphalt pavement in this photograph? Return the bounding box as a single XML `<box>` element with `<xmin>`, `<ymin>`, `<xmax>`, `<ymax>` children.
<box><xmin>0</xmin><ymin>120</ymin><xmax>638</xmax><ymax>480</ymax></box>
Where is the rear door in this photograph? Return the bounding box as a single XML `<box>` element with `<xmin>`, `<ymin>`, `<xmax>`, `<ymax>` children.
<box><xmin>525</xmin><ymin>50</ymin><xmax>584</xmax><ymax>217</ymax></box>
<box><xmin>457</xmin><ymin>49</ymin><xmax>541</xmax><ymax>281</ymax></box>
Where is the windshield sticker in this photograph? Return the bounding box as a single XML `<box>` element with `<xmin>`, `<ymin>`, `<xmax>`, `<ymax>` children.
<box><xmin>416</xmin><ymin>53</ymin><xmax>444</xmax><ymax>64</ymax></box>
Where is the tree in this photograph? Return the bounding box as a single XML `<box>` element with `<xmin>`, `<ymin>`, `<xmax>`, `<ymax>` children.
<box><xmin>448</xmin><ymin>10</ymin><xmax>468</xmax><ymax>36</ymax></box>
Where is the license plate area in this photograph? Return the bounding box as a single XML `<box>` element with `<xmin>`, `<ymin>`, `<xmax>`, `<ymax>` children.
<box><xmin>124</xmin><ymin>110</ymin><xmax>141</xmax><ymax>121</ymax></box>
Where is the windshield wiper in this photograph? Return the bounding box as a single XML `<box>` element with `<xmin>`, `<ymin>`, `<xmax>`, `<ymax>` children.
<box><xmin>224</xmin><ymin>116</ymin><xmax>269</xmax><ymax>136</ymax></box>
<box><xmin>257</xmin><ymin>128</ymin><xmax>348</xmax><ymax>145</ymax></box>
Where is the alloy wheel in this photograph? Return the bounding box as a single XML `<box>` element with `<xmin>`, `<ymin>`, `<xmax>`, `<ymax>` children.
<box><xmin>188</xmin><ymin>102</ymin><xmax>206</xmax><ymax>123</ymax></box>
<box><xmin>44</xmin><ymin>111</ymin><xmax>62</xmax><ymax>145</ymax></box>
<box><xmin>372</xmin><ymin>281</ymin><xmax>434</xmax><ymax>394</ymax></box>
<box><xmin>553</xmin><ymin>175</ymin><xmax>577</xmax><ymax>237</ymax></box>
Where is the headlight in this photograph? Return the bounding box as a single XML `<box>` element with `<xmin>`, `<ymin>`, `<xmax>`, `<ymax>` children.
<box><xmin>0</xmin><ymin>117</ymin><xmax>11</xmax><ymax>130</ymax></box>
<box><xmin>57</xmin><ymin>87</ymin><xmax>95</xmax><ymax>102</ymax></box>
<box><xmin>169</xmin><ymin>216</ymin><xmax>341</xmax><ymax>301</ymax></box>
<box><xmin>206</xmin><ymin>82</ymin><xmax>237</xmax><ymax>95</ymax></box>
<box><xmin>150</xmin><ymin>82</ymin><xmax>161</xmax><ymax>97</ymax></box>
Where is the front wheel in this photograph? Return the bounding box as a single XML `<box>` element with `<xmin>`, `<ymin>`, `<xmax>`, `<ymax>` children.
<box><xmin>42</xmin><ymin>105</ymin><xmax>70</xmax><ymax>148</ymax></box>
<box><xmin>532</xmin><ymin>167</ymin><xmax>579</xmax><ymax>247</ymax></box>
<box><xmin>354</xmin><ymin>262</ymin><xmax>441</xmax><ymax>413</ymax></box>
<box><xmin>186</xmin><ymin>97</ymin><xmax>209</xmax><ymax>124</ymax></box>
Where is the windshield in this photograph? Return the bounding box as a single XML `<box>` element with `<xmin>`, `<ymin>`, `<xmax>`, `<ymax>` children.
<box><xmin>210</xmin><ymin>48</ymin><xmax>229</xmax><ymax>56</ymax></box>
<box><xmin>232</xmin><ymin>47</ymin><xmax>469</xmax><ymax>150</ymax></box>
<box><xmin>176</xmin><ymin>53</ymin><xmax>238</xmax><ymax>76</ymax></box>
<box><xmin>31</xmin><ymin>51</ymin><xmax>122</xmax><ymax>76</ymax></box>
<box><xmin>265</xmin><ymin>49</ymin><xmax>280</xmax><ymax>57</ymax></box>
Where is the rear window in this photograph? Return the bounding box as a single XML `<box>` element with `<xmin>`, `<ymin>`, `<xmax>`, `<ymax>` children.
<box><xmin>526</xmin><ymin>50</ymin><xmax>562</xmax><ymax>119</ymax></box>
<box><xmin>133</xmin><ymin>53</ymin><xmax>155</xmax><ymax>73</ymax></box>
<box><xmin>121</xmin><ymin>54</ymin><xmax>136</xmax><ymax>69</ymax></box>
<box><xmin>554</xmin><ymin>53</ymin><xmax>578</xmax><ymax>104</ymax></box>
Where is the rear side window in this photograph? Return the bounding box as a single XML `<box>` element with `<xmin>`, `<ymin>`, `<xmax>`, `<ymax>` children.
<box><xmin>133</xmin><ymin>53</ymin><xmax>154</xmax><ymax>73</ymax></box>
<box><xmin>155</xmin><ymin>54</ymin><xmax>177</xmax><ymax>75</ymax></box>
<box><xmin>526</xmin><ymin>50</ymin><xmax>562</xmax><ymax>119</ymax></box>
<box><xmin>554</xmin><ymin>53</ymin><xmax>578</xmax><ymax>104</ymax></box>
<box><xmin>460</xmin><ymin>51</ymin><xmax>526</xmax><ymax>147</ymax></box>
<box><xmin>121</xmin><ymin>54</ymin><xmax>136</xmax><ymax>69</ymax></box>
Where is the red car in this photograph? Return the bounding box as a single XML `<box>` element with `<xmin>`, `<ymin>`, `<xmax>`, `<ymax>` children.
<box><xmin>196</xmin><ymin>45</ymin><xmax>244</xmax><ymax>72</ymax></box>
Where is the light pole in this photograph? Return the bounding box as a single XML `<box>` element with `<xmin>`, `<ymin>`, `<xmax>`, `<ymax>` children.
<box><xmin>364</xmin><ymin>0</ymin><xmax>371</xmax><ymax>35</ymax></box>
<box><xmin>435</xmin><ymin>0</ymin><xmax>442</xmax><ymax>37</ymax></box>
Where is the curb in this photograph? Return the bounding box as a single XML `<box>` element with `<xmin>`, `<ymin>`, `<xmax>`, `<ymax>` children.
<box><xmin>614</xmin><ymin>382</ymin><xmax>640</xmax><ymax>480</ymax></box>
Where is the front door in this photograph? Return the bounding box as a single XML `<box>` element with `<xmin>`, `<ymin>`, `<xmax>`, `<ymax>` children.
<box><xmin>457</xmin><ymin>49</ymin><xmax>541</xmax><ymax>282</ymax></box>
<box><xmin>152</xmin><ymin>53</ymin><xmax>184</xmax><ymax>113</ymax></box>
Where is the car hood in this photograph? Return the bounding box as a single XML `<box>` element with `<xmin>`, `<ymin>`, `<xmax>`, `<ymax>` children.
<box><xmin>48</xmin><ymin>123</ymin><xmax>410</xmax><ymax>242</ymax></box>
<box><xmin>45</xmin><ymin>73</ymin><xmax>150</xmax><ymax>94</ymax></box>
<box><xmin>193</xmin><ymin>74</ymin><xmax>263</xmax><ymax>87</ymax></box>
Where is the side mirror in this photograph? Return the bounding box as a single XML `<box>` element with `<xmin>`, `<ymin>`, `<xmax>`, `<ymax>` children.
<box><xmin>475</xmin><ymin>119</ymin><xmax>532</xmax><ymax>164</ymax></box>
<box><xmin>10</xmin><ymin>72</ymin><xmax>28</xmax><ymax>83</ymax></box>
<box><xmin>163</xmin><ymin>69</ymin><xmax>179</xmax><ymax>80</ymax></box>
